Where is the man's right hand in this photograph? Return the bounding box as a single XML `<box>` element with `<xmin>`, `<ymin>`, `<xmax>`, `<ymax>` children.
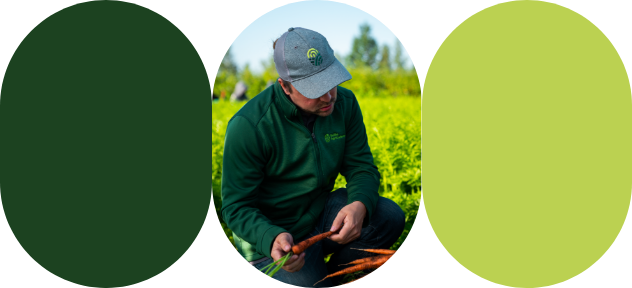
<box><xmin>271</xmin><ymin>232</ymin><xmax>305</xmax><ymax>273</ymax></box>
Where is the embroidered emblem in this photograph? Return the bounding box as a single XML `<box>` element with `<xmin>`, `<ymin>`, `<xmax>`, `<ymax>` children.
<box><xmin>307</xmin><ymin>48</ymin><xmax>322</xmax><ymax>66</ymax></box>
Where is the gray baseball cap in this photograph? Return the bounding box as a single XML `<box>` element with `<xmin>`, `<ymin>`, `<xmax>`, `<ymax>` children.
<box><xmin>274</xmin><ymin>27</ymin><xmax>352</xmax><ymax>99</ymax></box>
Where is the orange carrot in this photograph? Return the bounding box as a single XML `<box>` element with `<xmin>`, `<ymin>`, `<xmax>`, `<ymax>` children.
<box><xmin>339</xmin><ymin>254</ymin><xmax>391</xmax><ymax>266</ymax></box>
<box><xmin>350</xmin><ymin>248</ymin><xmax>396</xmax><ymax>255</ymax></box>
<box><xmin>291</xmin><ymin>231</ymin><xmax>335</xmax><ymax>255</ymax></box>
<box><xmin>313</xmin><ymin>255</ymin><xmax>389</xmax><ymax>286</ymax></box>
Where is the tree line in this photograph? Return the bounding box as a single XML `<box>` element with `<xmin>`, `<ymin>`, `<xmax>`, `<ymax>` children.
<box><xmin>213</xmin><ymin>23</ymin><xmax>421</xmax><ymax>100</ymax></box>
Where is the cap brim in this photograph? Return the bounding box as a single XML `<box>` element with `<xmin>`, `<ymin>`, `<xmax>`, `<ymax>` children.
<box><xmin>290</xmin><ymin>58</ymin><xmax>352</xmax><ymax>99</ymax></box>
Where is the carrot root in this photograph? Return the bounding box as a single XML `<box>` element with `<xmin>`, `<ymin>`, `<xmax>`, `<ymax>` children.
<box><xmin>313</xmin><ymin>255</ymin><xmax>389</xmax><ymax>286</ymax></box>
<box><xmin>338</xmin><ymin>254</ymin><xmax>391</xmax><ymax>266</ymax></box>
<box><xmin>291</xmin><ymin>231</ymin><xmax>335</xmax><ymax>255</ymax></box>
<box><xmin>350</xmin><ymin>248</ymin><xmax>396</xmax><ymax>255</ymax></box>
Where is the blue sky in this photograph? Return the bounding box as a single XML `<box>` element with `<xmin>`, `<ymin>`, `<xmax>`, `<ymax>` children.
<box><xmin>228</xmin><ymin>0</ymin><xmax>411</xmax><ymax>73</ymax></box>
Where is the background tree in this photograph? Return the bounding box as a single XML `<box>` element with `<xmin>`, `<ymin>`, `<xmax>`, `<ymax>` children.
<box><xmin>219</xmin><ymin>47</ymin><xmax>238</xmax><ymax>75</ymax></box>
<box><xmin>213</xmin><ymin>47</ymin><xmax>239</xmax><ymax>99</ymax></box>
<box><xmin>238</xmin><ymin>64</ymin><xmax>255</xmax><ymax>96</ymax></box>
<box><xmin>260</xmin><ymin>55</ymin><xmax>279</xmax><ymax>87</ymax></box>
<box><xmin>334</xmin><ymin>51</ymin><xmax>349</xmax><ymax>68</ymax></box>
<box><xmin>393</xmin><ymin>40</ymin><xmax>406</xmax><ymax>71</ymax></box>
<box><xmin>378</xmin><ymin>44</ymin><xmax>391</xmax><ymax>71</ymax></box>
<box><xmin>347</xmin><ymin>23</ymin><xmax>378</xmax><ymax>68</ymax></box>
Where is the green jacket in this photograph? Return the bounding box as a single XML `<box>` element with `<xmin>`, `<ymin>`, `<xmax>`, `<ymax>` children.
<box><xmin>220</xmin><ymin>81</ymin><xmax>380</xmax><ymax>261</ymax></box>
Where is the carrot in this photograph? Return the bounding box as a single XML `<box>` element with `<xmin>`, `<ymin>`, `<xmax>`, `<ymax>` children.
<box><xmin>350</xmin><ymin>248</ymin><xmax>396</xmax><ymax>255</ymax></box>
<box><xmin>313</xmin><ymin>255</ymin><xmax>389</xmax><ymax>286</ymax></box>
<box><xmin>291</xmin><ymin>231</ymin><xmax>335</xmax><ymax>255</ymax></box>
<box><xmin>339</xmin><ymin>254</ymin><xmax>391</xmax><ymax>266</ymax></box>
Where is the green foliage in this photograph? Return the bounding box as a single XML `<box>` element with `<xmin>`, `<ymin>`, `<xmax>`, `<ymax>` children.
<box><xmin>212</xmin><ymin>100</ymin><xmax>246</xmax><ymax>242</ymax></box>
<box><xmin>220</xmin><ymin>47</ymin><xmax>238</xmax><ymax>75</ymax></box>
<box><xmin>346</xmin><ymin>23</ymin><xmax>379</xmax><ymax>68</ymax></box>
<box><xmin>331</xmin><ymin>97</ymin><xmax>422</xmax><ymax>250</ymax></box>
<box><xmin>216</xmin><ymin>65</ymin><xmax>420</xmax><ymax>102</ymax></box>
<box><xmin>339</xmin><ymin>67</ymin><xmax>421</xmax><ymax>98</ymax></box>
<box><xmin>394</xmin><ymin>40</ymin><xmax>406</xmax><ymax>71</ymax></box>
<box><xmin>213</xmin><ymin>53</ymin><xmax>278</xmax><ymax>101</ymax></box>
<box><xmin>378</xmin><ymin>44</ymin><xmax>391</xmax><ymax>71</ymax></box>
<box><xmin>212</xmin><ymin>97</ymin><xmax>421</xmax><ymax>251</ymax></box>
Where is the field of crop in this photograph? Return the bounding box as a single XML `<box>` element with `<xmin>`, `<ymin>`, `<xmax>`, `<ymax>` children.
<box><xmin>211</xmin><ymin>95</ymin><xmax>421</xmax><ymax>251</ymax></box>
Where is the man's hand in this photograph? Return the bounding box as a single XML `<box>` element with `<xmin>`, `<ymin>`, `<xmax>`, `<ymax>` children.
<box><xmin>328</xmin><ymin>201</ymin><xmax>366</xmax><ymax>245</ymax></box>
<box><xmin>270</xmin><ymin>232</ymin><xmax>305</xmax><ymax>273</ymax></box>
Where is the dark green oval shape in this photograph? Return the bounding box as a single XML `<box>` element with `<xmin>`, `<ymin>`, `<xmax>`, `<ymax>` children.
<box><xmin>0</xmin><ymin>1</ymin><xmax>211</xmax><ymax>287</ymax></box>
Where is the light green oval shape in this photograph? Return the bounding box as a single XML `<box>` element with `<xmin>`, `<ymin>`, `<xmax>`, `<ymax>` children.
<box><xmin>423</xmin><ymin>1</ymin><xmax>631</xmax><ymax>287</ymax></box>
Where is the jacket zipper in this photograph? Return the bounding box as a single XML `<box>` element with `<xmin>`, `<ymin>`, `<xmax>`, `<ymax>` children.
<box><xmin>301</xmin><ymin>116</ymin><xmax>322</xmax><ymax>190</ymax></box>
<box><xmin>312</xmin><ymin>118</ymin><xmax>324</xmax><ymax>187</ymax></box>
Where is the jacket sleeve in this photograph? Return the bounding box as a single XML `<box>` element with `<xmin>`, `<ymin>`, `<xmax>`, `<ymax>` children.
<box><xmin>340</xmin><ymin>93</ymin><xmax>381</xmax><ymax>227</ymax></box>
<box><xmin>220</xmin><ymin>116</ymin><xmax>287</xmax><ymax>259</ymax></box>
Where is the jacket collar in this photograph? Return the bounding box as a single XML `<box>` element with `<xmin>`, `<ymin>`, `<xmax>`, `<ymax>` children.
<box><xmin>273</xmin><ymin>80</ymin><xmax>302</xmax><ymax>120</ymax></box>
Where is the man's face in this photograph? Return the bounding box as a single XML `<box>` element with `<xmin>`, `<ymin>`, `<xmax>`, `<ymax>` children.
<box><xmin>279</xmin><ymin>79</ymin><xmax>337</xmax><ymax>117</ymax></box>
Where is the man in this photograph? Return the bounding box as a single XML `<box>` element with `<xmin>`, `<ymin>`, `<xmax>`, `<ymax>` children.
<box><xmin>221</xmin><ymin>27</ymin><xmax>405</xmax><ymax>287</ymax></box>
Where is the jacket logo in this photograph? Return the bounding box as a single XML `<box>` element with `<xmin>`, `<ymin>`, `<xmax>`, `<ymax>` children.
<box><xmin>324</xmin><ymin>133</ymin><xmax>344</xmax><ymax>143</ymax></box>
<box><xmin>307</xmin><ymin>48</ymin><xmax>322</xmax><ymax>66</ymax></box>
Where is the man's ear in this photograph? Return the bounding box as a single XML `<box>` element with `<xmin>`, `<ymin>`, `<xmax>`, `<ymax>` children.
<box><xmin>277</xmin><ymin>78</ymin><xmax>290</xmax><ymax>95</ymax></box>
<box><xmin>277</xmin><ymin>78</ymin><xmax>285</xmax><ymax>91</ymax></box>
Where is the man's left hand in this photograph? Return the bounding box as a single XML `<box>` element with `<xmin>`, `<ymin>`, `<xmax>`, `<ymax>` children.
<box><xmin>328</xmin><ymin>201</ymin><xmax>366</xmax><ymax>245</ymax></box>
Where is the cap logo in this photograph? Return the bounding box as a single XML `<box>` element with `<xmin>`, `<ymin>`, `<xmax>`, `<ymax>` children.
<box><xmin>307</xmin><ymin>48</ymin><xmax>323</xmax><ymax>66</ymax></box>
